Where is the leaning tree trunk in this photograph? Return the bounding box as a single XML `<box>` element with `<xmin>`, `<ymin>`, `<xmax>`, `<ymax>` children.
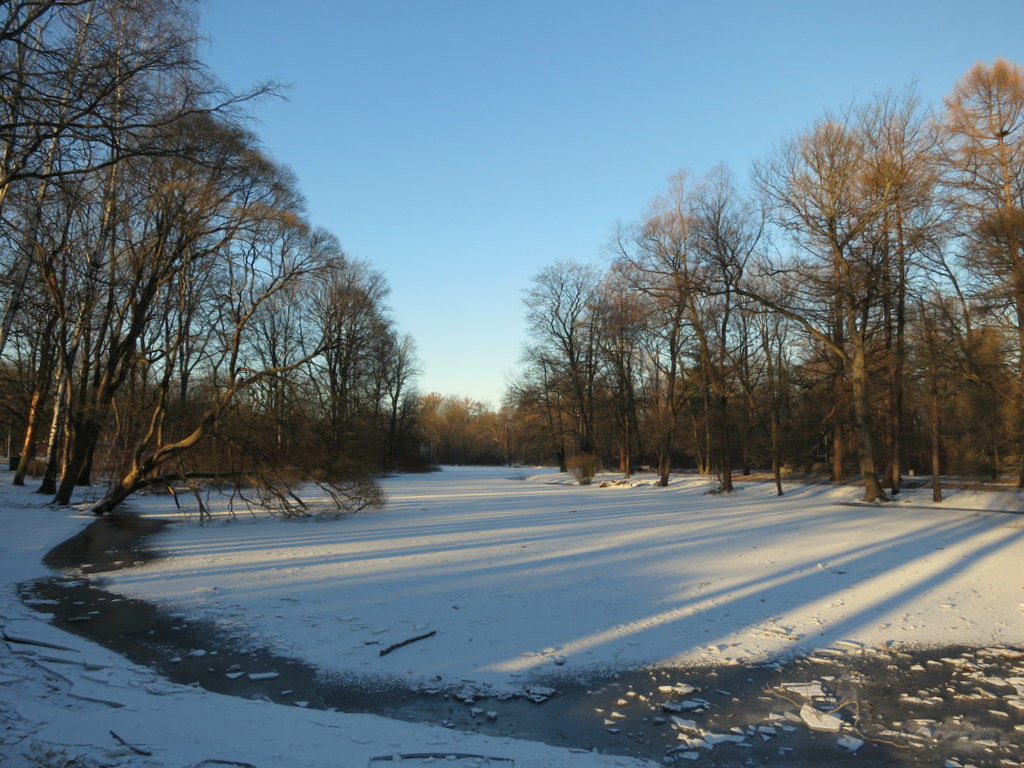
<box><xmin>13</xmin><ymin>388</ymin><xmax>44</xmax><ymax>486</ymax></box>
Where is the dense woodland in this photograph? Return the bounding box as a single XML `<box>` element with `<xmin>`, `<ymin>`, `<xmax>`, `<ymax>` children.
<box><xmin>0</xmin><ymin>0</ymin><xmax>421</xmax><ymax>515</ymax></box>
<box><xmin>2</xmin><ymin>2</ymin><xmax>1023</xmax><ymax>512</ymax></box>
<box><xmin>445</xmin><ymin>62</ymin><xmax>1024</xmax><ymax>504</ymax></box>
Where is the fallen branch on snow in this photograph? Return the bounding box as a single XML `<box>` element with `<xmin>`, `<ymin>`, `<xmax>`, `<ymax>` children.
<box><xmin>369</xmin><ymin>754</ymin><xmax>512</xmax><ymax>764</ymax></box>
<box><xmin>379</xmin><ymin>630</ymin><xmax>437</xmax><ymax>657</ymax></box>
<box><xmin>110</xmin><ymin>730</ymin><xmax>152</xmax><ymax>756</ymax></box>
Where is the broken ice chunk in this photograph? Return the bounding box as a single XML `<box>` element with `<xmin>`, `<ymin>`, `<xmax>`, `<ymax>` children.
<box><xmin>671</xmin><ymin>717</ymin><xmax>701</xmax><ymax>734</ymax></box>
<box><xmin>523</xmin><ymin>684</ymin><xmax>556</xmax><ymax>703</ymax></box>
<box><xmin>678</xmin><ymin>698</ymin><xmax>711</xmax><ymax>710</ymax></box>
<box><xmin>247</xmin><ymin>672</ymin><xmax>279</xmax><ymax>681</ymax></box>
<box><xmin>658</xmin><ymin>683</ymin><xmax>697</xmax><ymax>695</ymax></box>
<box><xmin>704</xmin><ymin>732</ymin><xmax>747</xmax><ymax>745</ymax></box>
<box><xmin>780</xmin><ymin>681</ymin><xmax>826</xmax><ymax>698</ymax></box>
<box><xmin>837</xmin><ymin>734</ymin><xmax>864</xmax><ymax>752</ymax></box>
<box><xmin>799</xmin><ymin>703</ymin><xmax>843</xmax><ymax>733</ymax></box>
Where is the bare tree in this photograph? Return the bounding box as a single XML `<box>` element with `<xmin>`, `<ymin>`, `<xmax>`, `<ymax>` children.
<box><xmin>615</xmin><ymin>172</ymin><xmax>700</xmax><ymax>484</ymax></box>
<box><xmin>753</xmin><ymin>111</ymin><xmax>895</xmax><ymax>501</ymax></box>
<box><xmin>943</xmin><ymin>58</ymin><xmax>1024</xmax><ymax>483</ymax></box>
<box><xmin>88</xmin><ymin>186</ymin><xmax>341</xmax><ymax>514</ymax></box>
<box><xmin>751</xmin><ymin>301</ymin><xmax>794</xmax><ymax>496</ymax></box>
<box><xmin>592</xmin><ymin>266</ymin><xmax>645</xmax><ymax>476</ymax></box>
<box><xmin>509</xmin><ymin>350</ymin><xmax>570</xmax><ymax>471</ymax></box>
<box><xmin>0</xmin><ymin>0</ymin><xmax>271</xmax><ymax>359</ymax></box>
<box><xmin>313</xmin><ymin>259</ymin><xmax>390</xmax><ymax>457</ymax></box>
<box><xmin>857</xmin><ymin>88</ymin><xmax>942</xmax><ymax>494</ymax></box>
<box><xmin>615</xmin><ymin>168</ymin><xmax>760</xmax><ymax>490</ymax></box>
<box><xmin>690</xmin><ymin>165</ymin><xmax>762</xmax><ymax>490</ymax></box>
<box><xmin>523</xmin><ymin>261</ymin><xmax>602</xmax><ymax>457</ymax></box>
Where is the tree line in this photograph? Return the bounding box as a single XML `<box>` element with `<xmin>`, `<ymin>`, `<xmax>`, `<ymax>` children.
<box><xmin>0</xmin><ymin>0</ymin><xmax>423</xmax><ymax>516</ymax></box>
<box><xmin>492</xmin><ymin>59</ymin><xmax>1024</xmax><ymax>503</ymax></box>
<box><xmin>5</xmin><ymin>6</ymin><xmax>1021</xmax><ymax>512</ymax></box>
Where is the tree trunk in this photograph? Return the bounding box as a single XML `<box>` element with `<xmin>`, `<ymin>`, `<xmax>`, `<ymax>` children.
<box><xmin>688</xmin><ymin>412</ymin><xmax>707</xmax><ymax>475</ymax></box>
<box><xmin>15</xmin><ymin>315</ymin><xmax>58</xmax><ymax>485</ymax></box>
<box><xmin>827</xmin><ymin>290</ymin><xmax>847</xmax><ymax>482</ymax></box>
<box><xmin>37</xmin><ymin>369</ymin><xmax>68</xmax><ymax>496</ymax></box>
<box><xmin>771</xmin><ymin>417</ymin><xmax>783</xmax><ymax>497</ymax></box>
<box><xmin>90</xmin><ymin>479</ymin><xmax>136</xmax><ymax>516</ymax></box>
<box><xmin>658</xmin><ymin>345</ymin><xmax>678</xmax><ymax>488</ymax></box>
<box><xmin>887</xmin><ymin>209</ymin><xmax>908</xmax><ymax>495</ymax></box>
<box><xmin>930</xmin><ymin>372</ymin><xmax>942</xmax><ymax>503</ymax></box>
<box><xmin>658</xmin><ymin>451</ymin><xmax>671</xmax><ymax>487</ymax></box>
<box><xmin>701</xmin><ymin>382</ymin><xmax>712</xmax><ymax>478</ymax></box>
<box><xmin>13</xmin><ymin>388</ymin><xmax>43</xmax><ymax>486</ymax></box>
<box><xmin>847</xmin><ymin>322</ymin><xmax>888</xmax><ymax>502</ymax></box>
<box><xmin>830</xmin><ymin>321</ymin><xmax>846</xmax><ymax>483</ymax></box>
<box><xmin>657</xmin><ymin>400</ymin><xmax>674</xmax><ymax>486</ymax></box>
<box><xmin>715</xmin><ymin>389</ymin><xmax>733</xmax><ymax>492</ymax></box>
<box><xmin>831</xmin><ymin>421</ymin><xmax>845</xmax><ymax>482</ymax></box>
<box><xmin>1016</xmin><ymin>289</ymin><xmax>1024</xmax><ymax>487</ymax></box>
<box><xmin>77</xmin><ymin>441</ymin><xmax>95</xmax><ymax>486</ymax></box>
<box><xmin>54</xmin><ymin>418</ymin><xmax>100</xmax><ymax>505</ymax></box>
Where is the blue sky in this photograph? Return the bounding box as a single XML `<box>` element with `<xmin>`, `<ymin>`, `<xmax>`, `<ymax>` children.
<box><xmin>199</xmin><ymin>1</ymin><xmax>1024</xmax><ymax>406</ymax></box>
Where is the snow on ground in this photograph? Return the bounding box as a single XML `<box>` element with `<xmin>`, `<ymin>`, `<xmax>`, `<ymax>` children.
<box><xmin>2</xmin><ymin>465</ymin><xmax>1024</xmax><ymax>767</ymax></box>
<box><xmin>97</xmin><ymin>466</ymin><xmax>1024</xmax><ymax>689</ymax></box>
<box><xmin>0</xmin><ymin>471</ymin><xmax>656</xmax><ymax>768</ymax></box>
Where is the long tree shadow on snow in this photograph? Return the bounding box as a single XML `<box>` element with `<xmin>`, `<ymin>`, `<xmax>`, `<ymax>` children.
<box><xmin>94</xmin><ymin>476</ymin><xmax>1024</xmax><ymax>686</ymax></box>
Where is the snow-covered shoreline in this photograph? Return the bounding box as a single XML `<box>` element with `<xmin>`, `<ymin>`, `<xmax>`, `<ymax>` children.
<box><xmin>3</xmin><ymin>465</ymin><xmax>1024</xmax><ymax>767</ymax></box>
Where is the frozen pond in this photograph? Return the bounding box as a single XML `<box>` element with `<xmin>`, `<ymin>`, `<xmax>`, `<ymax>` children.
<box><xmin>20</xmin><ymin>470</ymin><xmax>1024</xmax><ymax>766</ymax></box>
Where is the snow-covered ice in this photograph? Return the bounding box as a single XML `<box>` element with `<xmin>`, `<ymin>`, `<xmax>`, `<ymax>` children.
<box><xmin>3</xmin><ymin>464</ymin><xmax>1024</xmax><ymax>767</ymax></box>
<box><xmin>0</xmin><ymin>468</ymin><xmax>663</xmax><ymax>768</ymax></box>
<box><xmin>95</xmin><ymin>467</ymin><xmax>1024</xmax><ymax>687</ymax></box>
